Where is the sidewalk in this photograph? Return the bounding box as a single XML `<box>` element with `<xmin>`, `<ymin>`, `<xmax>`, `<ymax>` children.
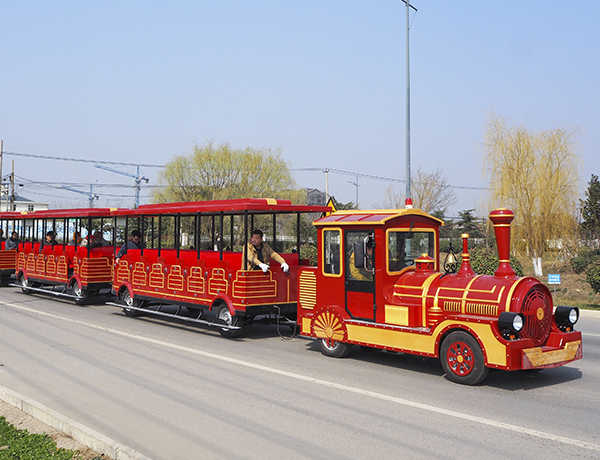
<box><xmin>0</xmin><ymin>385</ymin><xmax>153</xmax><ymax>460</ymax></box>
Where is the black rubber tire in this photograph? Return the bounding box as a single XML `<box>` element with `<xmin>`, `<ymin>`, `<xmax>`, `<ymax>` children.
<box><xmin>19</xmin><ymin>273</ymin><xmax>30</xmax><ymax>294</ymax></box>
<box><xmin>440</xmin><ymin>331</ymin><xmax>489</xmax><ymax>385</ymax></box>
<box><xmin>216</xmin><ymin>305</ymin><xmax>242</xmax><ymax>338</ymax></box>
<box><xmin>317</xmin><ymin>338</ymin><xmax>351</xmax><ymax>358</ymax></box>
<box><xmin>120</xmin><ymin>289</ymin><xmax>142</xmax><ymax>318</ymax></box>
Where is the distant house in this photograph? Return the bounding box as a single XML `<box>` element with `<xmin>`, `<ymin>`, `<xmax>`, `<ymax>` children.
<box><xmin>0</xmin><ymin>195</ymin><xmax>49</xmax><ymax>212</ymax></box>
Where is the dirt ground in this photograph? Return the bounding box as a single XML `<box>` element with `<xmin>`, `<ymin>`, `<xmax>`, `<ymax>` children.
<box><xmin>516</xmin><ymin>253</ymin><xmax>600</xmax><ymax>309</ymax></box>
<box><xmin>0</xmin><ymin>400</ymin><xmax>105</xmax><ymax>459</ymax></box>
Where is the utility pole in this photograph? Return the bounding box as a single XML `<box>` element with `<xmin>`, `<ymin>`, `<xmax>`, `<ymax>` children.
<box><xmin>10</xmin><ymin>160</ymin><xmax>15</xmax><ymax>211</ymax></box>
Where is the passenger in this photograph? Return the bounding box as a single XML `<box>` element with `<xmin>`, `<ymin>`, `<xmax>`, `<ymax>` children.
<box><xmin>243</xmin><ymin>229</ymin><xmax>289</xmax><ymax>273</ymax></box>
<box><xmin>89</xmin><ymin>230</ymin><xmax>110</xmax><ymax>248</ymax></box>
<box><xmin>40</xmin><ymin>231</ymin><xmax>58</xmax><ymax>252</ymax></box>
<box><xmin>69</xmin><ymin>231</ymin><xmax>82</xmax><ymax>246</ymax></box>
<box><xmin>349</xmin><ymin>239</ymin><xmax>374</xmax><ymax>281</ymax></box>
<box><xmin>0</xmin><ymin>229</ymin><xmax>5</xmax><ymax>242</ymax></box>
<box><xmin>5</xmin><ymin>232</ymin><xmax>19</xmax><ymax>250</ymax></box>
<box><xmin>115</xmin><ymin>230</ymin><xmax>142</xmax><ymax>264</ymax></box>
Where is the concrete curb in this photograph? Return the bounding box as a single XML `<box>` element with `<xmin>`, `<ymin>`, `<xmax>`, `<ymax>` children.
<box><xmin>0</xmin><ymin>385</ymin><xmax>153</xmax><ymax>460</ymax></box>
<box><xmin>581</xmin><ymin>308</ymin><xmax>600</xmax><ymax>318</ymax></box>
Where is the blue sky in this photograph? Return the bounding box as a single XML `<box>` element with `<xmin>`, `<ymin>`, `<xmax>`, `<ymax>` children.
<box><xmin>1</xmin><ymin>1</ymin><xmax>598</xmax><ymax>217</ymax></box>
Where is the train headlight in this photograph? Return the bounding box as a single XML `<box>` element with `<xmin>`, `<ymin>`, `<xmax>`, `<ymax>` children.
<box><xmin>498</xmin><ymin>312</ymin><xmax>525</xmax><ymax>339</ymax></box>
<box><xmin>555</xmin><ymin>306</ymin><xmax>579</xmax><ymax>332</ymax></box>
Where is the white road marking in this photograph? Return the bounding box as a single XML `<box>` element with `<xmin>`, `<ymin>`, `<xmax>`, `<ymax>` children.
<box><xmin>583</xmin><ymin>332</ymin><xmax>600</xmax><ymax>338</ymax></box>
<box><xmin>4</xmin><ymin>301</ymin><xmax>600</xmax><ymax>453</ymax></box>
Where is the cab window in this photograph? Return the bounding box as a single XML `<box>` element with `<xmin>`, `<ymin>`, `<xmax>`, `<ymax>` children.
<box><xmin>323</xmin><ymin>229</ymin><xmax>341</xmax><ymax>275</ymax></box>
<box><xmin>388</xmin><ymin>230</ymin><xmax>435</xmax><ymax>272</ymax></box>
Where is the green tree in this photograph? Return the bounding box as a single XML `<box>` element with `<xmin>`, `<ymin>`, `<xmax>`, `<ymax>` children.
<box><xmin>455</xmin><ymin>209</ymin><xmax>484</xmax><ymax>238</ymax></box>
<box><xmin>580</xmin><ymin>174</ymin><xmax>600</xmax><ymax>240</ymax></box>
<box><xmin>484</xmin><ymin>113</ymin><xmax>579</xmax><ymax>276</ymax></box>
<box><xmin>153</xmin><ymin>142</ymin><xmax>305</xmax><ymax>204</ymax></box>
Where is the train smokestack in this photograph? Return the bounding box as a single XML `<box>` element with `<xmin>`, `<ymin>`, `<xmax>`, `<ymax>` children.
<box><xmin>489</xmin><ymin>208</ymin><xmax>516</xmax><ymax>278</ymax></box>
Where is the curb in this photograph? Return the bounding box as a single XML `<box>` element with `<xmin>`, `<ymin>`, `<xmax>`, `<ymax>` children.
<box><xmin>581</xmin><ymin>308</ymin><xmax>600</xmax><ymax>318</ymax></box>
<box><xmin>0</xmin><ymin>385</ymin><xmax>153</xmax><ymax>460</ymax></box>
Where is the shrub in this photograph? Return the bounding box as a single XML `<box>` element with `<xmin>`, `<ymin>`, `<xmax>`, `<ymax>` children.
<box><xmin>587</xmin><ymin>261</ymin><xmax>600</xmax><ymax>293</ymax></box>
<box><xmin>469</xmin><ymin>246</ymin><xmax>525</xmax><ymax>277</ymax></box>
<box><xmin>300</xmin><ymin>243</ymin><xmax>318</xmax><ymax>266</ymax></box>
<box><xmin>570</xmin><ymin>253</ymin><xmax>600</xmax><ymax>274</ymax></box>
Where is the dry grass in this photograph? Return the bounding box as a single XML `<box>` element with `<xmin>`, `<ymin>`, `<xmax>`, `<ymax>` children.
<box><xmin>515</xmin><ymin>252</ymin><xmax>600</xmax><ymax>310</ymax></box>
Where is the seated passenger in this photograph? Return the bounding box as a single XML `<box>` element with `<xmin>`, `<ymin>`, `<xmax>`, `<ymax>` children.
<box><xmin>5</xmin><ymin>232</ymin><xmax>19</xmax><ymax>250</ymax></box>
<box><xmin>89</xmin><ymin>230</ymin><xmax>110</xmax><ymax>248</ymax></box>
<box><xmin>243</xmin><ymin>229</ymin><xmax>289</xmax><ymax>273</ymax></box>
<box><xmin>115</xmin><ymin>230</ymin><xmax>142</xmax><ymax>264</ymax></box>
<box><xmin>40</xmin><ymin>231</ymin><xmax>58</xmax><ymax>253</ymax></box>
<box><xmin>68</xmin><ymin>231</ymin><xmax>82</xmax><ymax>246</ymax></box>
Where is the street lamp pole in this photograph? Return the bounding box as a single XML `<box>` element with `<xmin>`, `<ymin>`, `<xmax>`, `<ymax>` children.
<box><xmin>401</xmin><ymin>0</ymin><xmax>417</xmax><ymax>207</ymax></box>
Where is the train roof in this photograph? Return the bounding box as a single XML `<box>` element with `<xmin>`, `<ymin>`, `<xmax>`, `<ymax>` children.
<box><xmin>114</xmin><ymin>198</ymin><xmax>331</xmax><ymax>216</ymax></box>
<box><xmin>11</xmin><ymin>208</ymin><xmax>121</xmax><ymax>219</ymax></box>
<box><xmin>314</xmin><ymin>208</ymin><xmax>444</xmax><ymax>227</ymax></box>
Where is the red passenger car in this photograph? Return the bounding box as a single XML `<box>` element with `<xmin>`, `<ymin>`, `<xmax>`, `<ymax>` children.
<box><xmin>13</xmin><ymin>208</ymin><xmax>117</xmax><ymax>303</ymax></box>
<box><xmin>110</xmin><ymin>198</ymin><xmax>328</xmax><ymax>336</ymax></box>
<box><xmin>297</xmin><ymin>207</ymin><xmax>582</xmax><ymax>384</ymax></box>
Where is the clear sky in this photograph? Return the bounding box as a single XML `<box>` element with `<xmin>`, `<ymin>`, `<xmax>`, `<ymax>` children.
<box><xmin>1</xmin><ymin>1</ymin><xmax>598</xmax><ymax>217</ymax></box>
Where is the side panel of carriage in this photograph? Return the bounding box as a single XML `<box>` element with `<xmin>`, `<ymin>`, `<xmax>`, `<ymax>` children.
<box><xmin>17</xmin><ymin>243</ymin><xmax>114</xmax><ymax>290</ymax></box>
<box><xmin>114</xmin><ymin>248</ymin><xmax>301</xmax><ymax>317</ymax></box>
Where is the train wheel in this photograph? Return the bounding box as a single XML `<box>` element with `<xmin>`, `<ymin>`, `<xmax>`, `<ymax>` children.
<box><xmin>120</xmin><ymin>289</ymin><xmax>142</xmax><ymax>318</ymax></box>
<box><xmin>313</xmin><ymin>309</ymin><xmax>350</xmax><ymax>358</ymax></box>
<box><xmin>317</xmin><ymin>337</ymin><xmax>350</xmax><ymax>358</ymax></box>
<box><xmin>71</xmin><ymin>281</ymin><xmax>87</xmax><ymax>305</ymax></box>
<box><xmin>19</xmin><ymin>273</ymin><xmax>31</xmax><ymax>294</ymax></box>
<box><xmin>216</xmin><ymin>305</ymin><xmax>242</xmax><ymax>338</ymax></box>
<box><xmin>441</xmin><ymin>331</ymin><xmax>488</xmax><ymax>385</ymax></box>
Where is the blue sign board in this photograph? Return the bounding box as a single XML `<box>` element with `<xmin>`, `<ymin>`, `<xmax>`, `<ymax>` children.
<box><xmin>548</xmin><ymin>274</ymin><xmax>561</xmax><ymax>285</ymax></box>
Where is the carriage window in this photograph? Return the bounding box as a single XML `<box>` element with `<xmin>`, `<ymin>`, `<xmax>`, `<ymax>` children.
<box><xmin>388</xmin><ymin>230</ymin><xmax>435</xmax><ymax>272</ymax></box>
<box><xmin>323</xmin><ymin>229</ymin><xmax>341</xmax><ymax>275</ymax></box>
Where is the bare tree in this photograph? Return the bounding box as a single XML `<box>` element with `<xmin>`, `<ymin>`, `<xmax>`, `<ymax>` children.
<box><xmin>484</xmin><ymin>113</ymin><xmax>579</xmax><ymax>276</ymax></box>
<box><xmin>383</xmin><ymin>167</ymin><xmax>456</xmax><ymax>213</ymax></box>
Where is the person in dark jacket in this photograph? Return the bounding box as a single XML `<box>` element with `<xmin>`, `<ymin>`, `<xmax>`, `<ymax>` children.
<box><xmin>5</xmin><ymin>232</ymin><xmax>19</xmax><ymax>250</ymax></box>
<box><xmin>40</xmin><ymin>231</ymin><xmax>58</xmax><ymax>252</ymax></box>
<box><xmin>115</xmin><ymin>230</ymin><xmax>142</xmax><ymax>264</ymax></box>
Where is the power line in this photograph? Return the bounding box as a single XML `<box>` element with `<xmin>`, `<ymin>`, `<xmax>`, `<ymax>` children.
<box><xmin>3</xmin><ymin>151</ymin><xmax>164</xmax><ymax>168</ymax></box>
<box><xmin>291</xmin><ymin>167</ymin><xmax>489</xmax><ymax>191</ymax></box>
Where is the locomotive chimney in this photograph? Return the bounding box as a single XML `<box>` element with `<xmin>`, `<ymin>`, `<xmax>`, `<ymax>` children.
<box><xmin>457</xmin><ymin>233</ymin><xmax>475</xmax><ymax>277</ymax></box>
<box><xmin>489</xmin><ymin>208</ymin><xmax>516</xmax><ymax>278</ymax></box>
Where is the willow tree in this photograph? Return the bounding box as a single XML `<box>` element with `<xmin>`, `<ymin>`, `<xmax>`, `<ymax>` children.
<box><xmin>153</xmin><ymin>142</ymin><xmax>305</xmax><ymax>204</ymax></box>
<box><xmin>383</xmin><ymin>167</ymin><xmax>456</xmax><ymax>214</ymax></box>
<box><xmin>484</xmin><ymin>113</ymin><xmax>579</xmax><ymax>276</ymax></box>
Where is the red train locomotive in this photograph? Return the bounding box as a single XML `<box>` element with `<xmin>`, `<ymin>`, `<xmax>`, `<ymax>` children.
<box><xmin>297</xmin><ymin>207</ymin><xmax>582</xmax><ymax>384</ymax></box>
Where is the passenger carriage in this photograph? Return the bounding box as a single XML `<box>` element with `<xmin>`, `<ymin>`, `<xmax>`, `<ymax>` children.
<box><xmin>12</xmin><ymin>208</ymin><xmax>118</xmax><ymax>303</ymax></box>
<box><xmin>297</xmin><ymin>207</ymin><xmax>582</xmax><ymax>384</ymax></box>
<box><xmin>110</xmin><ymin>198</ymin><xmax>329</xmax><ymax>336</ymax></box>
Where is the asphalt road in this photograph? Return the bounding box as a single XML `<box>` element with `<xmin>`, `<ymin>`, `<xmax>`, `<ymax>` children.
<box><xmin>0</xmin><ymin>287</ymin><xmax>599</xmax><ymax>460</ymax></box>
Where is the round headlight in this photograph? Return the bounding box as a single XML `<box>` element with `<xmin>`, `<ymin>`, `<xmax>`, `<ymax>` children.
<box><xmin>555</xmin><ymin>306</ymin><xmax>580</xmax><ymax>330</ymax></box>
<box><xmin>512</xmin><ymin>314</ymin><xmax>524</xmax><ymax>332</ymax></box>
<box><xmin>568</xmin><ymin>308</ymin><xmax>579</xmax><ymax>325</ymax></box>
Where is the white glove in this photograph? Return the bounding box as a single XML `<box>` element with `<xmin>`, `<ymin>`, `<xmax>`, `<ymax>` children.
<box><xmin>259</xmin><ymin>263</ymin><xmax>269</xmax><ymax>273</ymax></box>
<box><xmin>281</xmin><ymin>262</ymin><xmax>289</xmax><ymax>273</ymax></box>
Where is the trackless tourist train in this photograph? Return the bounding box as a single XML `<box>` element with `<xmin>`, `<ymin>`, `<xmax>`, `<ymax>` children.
<box><xmin>0</xmin><ymin>200</ymin><xmax>582</xmax><ymax>384</ymax></box>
